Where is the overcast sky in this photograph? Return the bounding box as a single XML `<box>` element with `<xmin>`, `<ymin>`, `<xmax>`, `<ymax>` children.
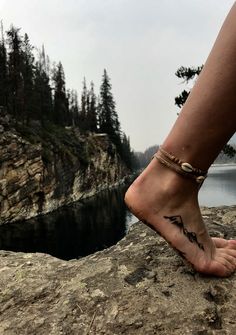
<box><xmin>0</xmin><ymin>0</ymin><xmax>235</xmax><ymax>151</ymax></box>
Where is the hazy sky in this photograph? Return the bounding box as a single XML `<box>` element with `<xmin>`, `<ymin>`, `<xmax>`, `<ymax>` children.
<box><xmin>0</xmin><ymin>0</ymin><xmax>235</xmax><ymax>151</ymax></box>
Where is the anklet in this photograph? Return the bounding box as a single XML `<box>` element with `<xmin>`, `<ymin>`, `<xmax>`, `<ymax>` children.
<box><xmin>152</xmin><ymin>147</ymin><xmax>208</xmax><ymax>185</ymax></box>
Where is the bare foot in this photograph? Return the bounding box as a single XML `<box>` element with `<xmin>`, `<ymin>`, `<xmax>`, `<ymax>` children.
<box><xmin>125</xmin><ymin>158</ymin><xmax>236</xmax><ymax>277</ymax></box>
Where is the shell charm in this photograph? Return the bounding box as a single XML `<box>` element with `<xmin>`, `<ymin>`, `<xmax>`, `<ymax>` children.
<box><xmin>196</xmin><ymin>176</ymin><xmax>206</xmax><ymax>184</ymax></box>
<box><xmin>181</xmin><ymin>162</ymin><xmax>193</xmax><ymax>173</ymax></box>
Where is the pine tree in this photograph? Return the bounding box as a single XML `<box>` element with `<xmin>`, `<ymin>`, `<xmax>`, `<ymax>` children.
<box><xmin>175</xmin><ymin>90</ymin><xmax>189</xmax><ymax>109</ymax></box>
<box><xmin>120</xmin><ymin>133</ymin><xmax>139</xmax><ymax>170</ymax></box>
<box><xmin>34</xmin><ymin>65</ymin><xmax>53</xmax><ymax>124</ymax></box>
<box><xmin>68</xmin><ymin>89</ymin><xmax>79</xmax><ymax>126</ymax></box>
<box><xmin>78</xmin><ymin>77</ymin><xmax>88</xmax><ymax>131</ymax></box>
<box><xmin>98</xmin><ymin>69</ymin><xmax>121</xmax><ymax>149</ymax></box>
<box><xmin>174</xmin><ymin>66</ymin><xmax>202</xmax><ymax>109</ymax></box>
<box><xmin>7</xmin><ymin>25</ymin><xmax>24</xmax><ymax>119</ymax></box>
<box><xmin>87</xmin><ymin>81</ymin><xmax>97</xmax><ymax>132</ymax></box>
<box><xmin>21</xmin><ymin>33</ymin><xmax>35</xmax><ymax>123</ymax></box>
<box><xmin>121</xmin><ymin>133</ymin><xmax>132</xmax><ymax>168</ymax></box>
<box><xmin>52</xmin><ymin>61</ymin><xmax>68</xmax><ymax>126</ymax></box>
<box><xmin>32</xmin><ymin>46</ymin><xmax>53</xmax><ymax>124</ymax></box>
<box><xmin>175</xmin><ymin>65</ymin><xmax>203</xmax><ymax>82</ymax></box>
<box><xmin>175</xmin><ymin>65</ymin><xmax>236</xmax><ymax>157</ymax></box>
<box><xmin>0</xmin><ymin>21</ymin><xmax>8</xmax><ymax>113</ymax></box>
<box><xmin>40</xmin><ymin>47</ymin><xmax>53</xmax><ymax>123</ymax></box>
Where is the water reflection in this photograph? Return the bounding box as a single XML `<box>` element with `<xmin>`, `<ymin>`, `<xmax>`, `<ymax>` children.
<box><xmin>2</xmin><ymin>165</ymin><xmax>234</xmax><ymax>260</ymax></box>
<box><xmin>199</xmin><ymin>165</ymin><xmax>236</xmax><ymax>206</ymax></box>
<box><xmin>126</xmin><ymin>165</ymin><xmax>236</xmax><ymax>228</ymax></box>
<box><xmin>0</xmin><ymin>187</ymin><xmax>128</xmax><ymax>260</ymax></box>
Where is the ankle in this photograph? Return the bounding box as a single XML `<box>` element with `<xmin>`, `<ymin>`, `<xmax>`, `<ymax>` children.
<box><xmin>140</xmin><ymin>158</ymin><xmax>199</xmax><ymax>198</ymax></box>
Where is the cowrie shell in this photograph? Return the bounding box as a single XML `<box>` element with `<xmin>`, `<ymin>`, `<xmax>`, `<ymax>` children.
<box><xmin>196</xmin><ymin>176</ymin><xmax>205</xmax><ymax>183</ymax></box>
<box><xmin>181</xmin><ymin>162</ymin><xmax>193</xmax><ymax>173</ymax></box>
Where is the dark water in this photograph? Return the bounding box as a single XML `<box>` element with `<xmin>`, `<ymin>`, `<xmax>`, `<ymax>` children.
<box><xmin>1</xmin><ymin>165</ymin><xmax>235</xmax><ymax>260</ymax></box>
<box><xmin>0</xmin><ymin>186</ymin><xmax>129</xmax><ymax>260</ymax></box>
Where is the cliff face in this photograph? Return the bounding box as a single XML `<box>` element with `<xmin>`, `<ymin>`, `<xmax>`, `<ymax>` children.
<box><xmin>0</xmin><ymin>115</ymin><xmax>128</xmax><ymax>225</ymax></box>
<box><xmin>0</xmin><ymin>206</ymin><xmax>236</xmax><ymax>334</ymax></box>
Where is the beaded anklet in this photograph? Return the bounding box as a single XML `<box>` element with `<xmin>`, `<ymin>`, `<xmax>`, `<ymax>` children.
<box><xmin>152</xmin><ymin>147</ymin><xmax>208</xmax><ymax>185</ymax></box>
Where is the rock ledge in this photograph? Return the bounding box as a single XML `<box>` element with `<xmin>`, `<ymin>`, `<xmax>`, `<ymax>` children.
<box><xmin>1</xmin><ymin>206</ymin><xmax>236</xmax><ymax>334</ymax></box>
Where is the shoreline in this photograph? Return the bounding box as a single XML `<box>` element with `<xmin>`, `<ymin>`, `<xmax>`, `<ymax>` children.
<box><xmin>211</xmin><ymin>163</ymin><xmax>236</xmax><ymax>167</ymax></box>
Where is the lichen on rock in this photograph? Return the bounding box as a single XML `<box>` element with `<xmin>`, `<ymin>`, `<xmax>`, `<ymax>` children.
<box><xmin>0</xmin><ymin>206</ymin><xmax>236</xmax><ymax>334</ymax></box>
<box><xmin>0</xmin><ymin>115</ymin><xmax>128</xmax><ymax>225</ymax></box>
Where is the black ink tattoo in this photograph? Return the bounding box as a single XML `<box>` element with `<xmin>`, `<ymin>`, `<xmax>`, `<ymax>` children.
<box><xmin>163</xmin><ymin>215</ymin><xmax>204</xmax><ymax>250</ymax></box>
<box><xmin>163</xmin><ymin>215</ymin><xmax>182</xmax><ymax>228</ymax></box>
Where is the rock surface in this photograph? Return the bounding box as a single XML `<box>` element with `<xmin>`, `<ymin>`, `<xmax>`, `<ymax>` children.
<box><xmin>1</xmin><ymin>206</ymin><xmax>236</xmax><ymax>334</ymax></box>
<box><xmin>0</xmin><ymin>115</ymin><xmax>128</xmax><ymax>224</ymax></box>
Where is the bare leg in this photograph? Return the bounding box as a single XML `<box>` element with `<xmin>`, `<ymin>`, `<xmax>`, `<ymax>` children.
<box><xmin>125</xmin><ymin>3</ymin><xmax>236</xmax><ymax>277</ymax></box>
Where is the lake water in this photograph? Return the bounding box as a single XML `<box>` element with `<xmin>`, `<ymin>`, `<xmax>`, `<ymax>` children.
<box><xmin>0</xmin><ymin>186</ymin><xmax>128</xmax><ymax>260</ymax></box>
<box><xmin>199</xmin><ymin>164</ymin><xmax>236</xmax><ymax>206</ymax></box>
<box><xmin>0</xmin><ymin>165</ymin><xmax>236</xmax><ymax>260</ymax></box>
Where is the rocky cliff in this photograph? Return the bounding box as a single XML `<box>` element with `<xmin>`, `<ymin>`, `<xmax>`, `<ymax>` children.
<box><xmin>0</xmin><ymin>114</ymin><xmax>128</xmax><ymax>224</ymax></box>
<box><xmin>0</xmin><ymin>206</ymin><xmax>236</xmax><ymax>334</ymax></box>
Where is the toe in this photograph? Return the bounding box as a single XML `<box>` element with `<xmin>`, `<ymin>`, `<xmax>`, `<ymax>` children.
<box><xmin>223</xmin><ymin>248</ymin><xmax>236</xmax><ymax>259</ymax></box>
<box><xmin>212</xmin><ymin>237</ymin><xmax>228</xmax><ymax>248</ymax></box>
<box><xmin>227</xmin><ymin>239</ymin><xmax>236</xmax><ymax>249</ymax></box>
<box><xmin>212</xmin><ymin>237</ymin><xmax>236</xmax><ymax>250</ymax></box>
<box><xmin>211</xmin><ymin>258</ymin><xmax>235</xmax><ymax>277</ymax></box>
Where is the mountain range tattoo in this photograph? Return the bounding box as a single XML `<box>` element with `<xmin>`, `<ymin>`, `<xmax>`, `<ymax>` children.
<box><xmin>163</xmin><ymin>215</ymin><xmax>204</xmax><ymax>251</ymax></box>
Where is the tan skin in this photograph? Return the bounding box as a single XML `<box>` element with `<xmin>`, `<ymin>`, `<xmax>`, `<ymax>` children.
<box><xmin>125</xmin><ymin>2</ymin><xmax>236</xmax><ymax>277</ymax></box>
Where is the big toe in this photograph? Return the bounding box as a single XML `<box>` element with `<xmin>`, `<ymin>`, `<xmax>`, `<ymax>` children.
<box><xmin>213</xmin><ymin>237</ymin><xmax>236</xmax><ymax>249</ymax></box>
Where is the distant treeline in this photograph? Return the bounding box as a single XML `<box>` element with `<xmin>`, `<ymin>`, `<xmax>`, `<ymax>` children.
<box><xmin>214</xmin><ymin>144</ymin><xmax>236</xmax><ymax>164</ymax></box>
<box><xmin>0</xmin><ymin>23</ymin><xmax>138</xmax><ymax>170</ymax></box>
<box><xmin>134</xmin><ymin>143</ymin><xmax>236</xmax><ymax>168</ymax></box>
<box><xmin>135</xmin><ymin>145</ymin><xmax>159</xmax><ymax>168</ymax></box>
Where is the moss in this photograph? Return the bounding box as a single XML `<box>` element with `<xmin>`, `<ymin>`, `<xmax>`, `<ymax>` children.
<box><xmin>14</xmin><ymin>123</ymin><xmax>41</xmax><ymax>144</ymax></box>
<box><xmin>13</xmin><ymin>121</ymin><xmax>112</xmax><ymax>170</ymax></box>
<box><xmin>41</xmin><ymin>147</ymin><xmax>53</xmax><ymax>164</ymax></box>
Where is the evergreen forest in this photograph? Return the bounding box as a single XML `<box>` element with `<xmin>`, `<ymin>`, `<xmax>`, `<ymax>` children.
<box><xmin>0</xmin><ymin>23</ymin><xmax>137</xmax><ymax>170</ymax></box>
